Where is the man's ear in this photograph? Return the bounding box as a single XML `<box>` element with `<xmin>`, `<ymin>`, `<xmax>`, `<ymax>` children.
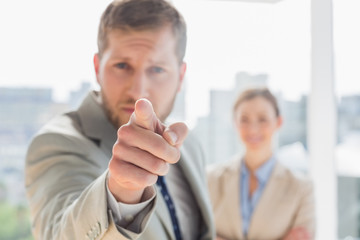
<box><xmin>93</xmin><ymin>53</ymin><xmax>100</xmax><ymax>84</ymax></box>
<box><xmin>177</xmin><ymin>62</ymin><xmax>187</xmax><ymax>92</ymax></box>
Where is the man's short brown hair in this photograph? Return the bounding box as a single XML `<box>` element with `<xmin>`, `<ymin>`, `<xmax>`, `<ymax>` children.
<box><xmin>97</xmin><ymin>0</ymin><xmax>187</xmax><ymax>63</ymax></box>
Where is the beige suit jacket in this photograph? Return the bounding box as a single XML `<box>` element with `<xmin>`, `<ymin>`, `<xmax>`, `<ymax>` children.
<box><xmin>207</xmin><ymin>157</ymin><xmax>315</xmax><ymax>240</ymax></box>
<box><xmin>25</xmin><ymin>91</ymin><xmax>215</xmax><ymax>240</ymax></box>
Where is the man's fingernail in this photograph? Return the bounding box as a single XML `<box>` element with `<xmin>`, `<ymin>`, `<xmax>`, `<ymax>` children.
<box><xmin>168</xmin><ymin>131</ymin><xmax>178</xmax><ymax>144</ymax></box>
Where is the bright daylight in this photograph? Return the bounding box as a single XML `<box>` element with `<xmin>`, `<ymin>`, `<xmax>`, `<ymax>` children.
<box><xmin>0</xmin><ymin>0</ymin><xmax>360</xmax><ymax>239</ymax></box>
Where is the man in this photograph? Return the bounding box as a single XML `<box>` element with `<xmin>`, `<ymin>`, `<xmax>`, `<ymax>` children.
<box><xmin>25</xmin><ymin>0</ymin><xmax>215</xmax><ymax>239</ymax></box>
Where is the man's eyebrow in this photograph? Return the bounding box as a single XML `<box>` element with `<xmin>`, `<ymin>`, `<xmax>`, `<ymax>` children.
<box><xmin>110</xmin><ymin>54</ymin><xmax>130</xmax><ymax>61</ymax></box>
<box><xmin>148</xmin><ymin>58</ymin><xmax>169</xmax><ymax>65</ymax></box>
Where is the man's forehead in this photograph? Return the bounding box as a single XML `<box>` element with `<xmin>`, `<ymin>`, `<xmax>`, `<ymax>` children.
<box><xmin>107</xmin><ymin>28</ymin><xmax>176</xmax><ymax>51</ymax></box>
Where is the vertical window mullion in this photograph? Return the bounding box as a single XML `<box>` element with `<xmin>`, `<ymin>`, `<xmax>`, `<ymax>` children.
<box><xmin>309</xmin><ymin>0</ymin><xmax>337</xmax><ymax>239</ymax></box>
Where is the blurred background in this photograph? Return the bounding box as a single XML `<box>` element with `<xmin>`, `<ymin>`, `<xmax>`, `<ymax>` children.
<box><xmin>0</xmin><ymin>0</ymin><xmax>359</xmax><ymax>239</ymax></box>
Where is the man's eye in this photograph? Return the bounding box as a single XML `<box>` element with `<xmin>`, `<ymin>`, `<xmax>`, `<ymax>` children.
<box><xmin>150</xmin><ymin>66</ymin><xmax>164</xmax><ymax>73</ymax></box>
<box><xmin>115</xmin><ymin>63</ymin><xmax>128</xmax><ymax>69</ymax></box>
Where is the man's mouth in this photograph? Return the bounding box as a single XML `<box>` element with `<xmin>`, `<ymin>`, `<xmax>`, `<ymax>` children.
<box><xmin>122</xmin><ymin>107</ymin><xmax>135</xmax><ymax>114</ymax></box>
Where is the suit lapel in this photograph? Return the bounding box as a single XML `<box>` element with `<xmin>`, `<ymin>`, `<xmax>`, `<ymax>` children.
<box><xmin>154</xmin><ymin>186</ymin><xmax>176</xmax><ymax>240</ymax></box>
<box><xmin>222</xmin><ymin>159</ymin><xmax>243</xmax><ymax>239</ymax></box>
<box><xmin>247</xmin><ymin>162</ymin><xmax>287</xmax><ymax>239</ymax></box>
<box><xmin>177</xmin><ymin>138</ymin><xmax>214</xmax><ymax>239</ymax></box>
<box><xmin>76</xmin><ymin>91</ymin><xmax>117</xmax><ymax>158</ymax></box>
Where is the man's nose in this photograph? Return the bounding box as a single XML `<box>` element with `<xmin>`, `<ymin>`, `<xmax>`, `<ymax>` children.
<box><xmin>127</xmin><ymin>71</ymin><xmax>149</xmax><ymax>100</ymax></box>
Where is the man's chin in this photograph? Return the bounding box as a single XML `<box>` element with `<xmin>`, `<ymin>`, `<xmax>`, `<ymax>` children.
<box><xmin>115</xmin><ymin>117</ymin><xmax>130</xmax><ymax>129</ymax></box>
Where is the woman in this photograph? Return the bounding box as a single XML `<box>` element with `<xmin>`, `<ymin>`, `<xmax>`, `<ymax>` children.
<box><xmin>207</xmin><ymin>88</ymin><xmax>315</xmax><ymax>240</ymax></box>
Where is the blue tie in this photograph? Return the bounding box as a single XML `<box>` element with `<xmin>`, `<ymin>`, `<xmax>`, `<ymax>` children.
<box><xmin>156</xmin><ymin>175</ymin><xmax>182</xmax><ymax>240</ymax></box>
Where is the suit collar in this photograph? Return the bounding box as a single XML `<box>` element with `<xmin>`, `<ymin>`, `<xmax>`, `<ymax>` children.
<box><xmin>179</xmin><ymin>144</ymin><xmax>213</xmax><ymax>236</ymax></box>
<box><xmin>247</xmin><ymin>161</ymin><xmax>288</xmax><ymax>238</ymax></box>
<box><xmin>77</xmin><ymin>91</ymin><xmax>117</xmax><ymax>157</ymax></box>
<box><xmin>228</xmin><ymin>158</ymin><xmax>289</xmax><ymax>239</ymax></box>
<box><xmin>221</xmin><ymin>158</ymin><xmax>244</xmax><ymax>239</ymax></box>
<box><xmin>233</xmin><ymin>159</ymin><xmax>245</xmax><ymax>239</ymax></box>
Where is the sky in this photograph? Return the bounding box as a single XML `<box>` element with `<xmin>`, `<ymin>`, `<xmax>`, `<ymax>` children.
<box><xmin>0</xmin><ymin>0</ymin><xmax>359</xmax><ymax>126</ymax></box>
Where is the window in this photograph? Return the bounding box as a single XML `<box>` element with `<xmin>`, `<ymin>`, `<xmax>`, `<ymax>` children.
<box><xmin>173</xmin><ymin>0</ymin><xmax>311</xmax><ymax>171</ymax></box>
<box><xmin>334</xmin><ymin>0</ymin><xmax>360</xmax><ymax>238</ymax></box>
<box><xmin>1</xmin><ymin>0</ymin><xmax>357</xmax><ymax>239</ymax></box>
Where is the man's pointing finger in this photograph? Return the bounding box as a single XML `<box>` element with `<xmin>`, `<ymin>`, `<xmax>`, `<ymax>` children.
<box><xmin>131</xmin><ymin>98</ymin><xmax>164</xmax><ymax>133</ymax></box>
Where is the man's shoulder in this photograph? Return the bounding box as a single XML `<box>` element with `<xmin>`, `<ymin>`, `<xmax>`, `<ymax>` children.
<box><xmin>182</xmin><ymin>132</ymin><xmax>204</xmax><ymax>157</ymax></box>
<box><xmin>180</xmin><ymin>131</ymin><xmax>207</xmax><ymax>169</ymax></box>
<box><xmin>26</xmin><ymin>110</ymin><xmax>104</xmax><ymax>165</ymax></box>
<box><xmin>207</xmin><ymin>155</ymin><xmax>241</xmax><ymax>177</ymax></box>
<box><xmin>35</xmin><ymin>91</ymin><xmax>102</xmax><ymax>140</ymax></box>
<box><xmin>28</xmin><ymin>109</ymin><xmax>103</xmax><ymax>159</ymax></box>
<box><xmin>182</xmin><ymin>131</ymin><xmax>202</xmax><ymax>148</ymax></box>
<box><xmin>37</xmin><ymin>111</ymin><xmax>84</xmax><ymax>139</ymax></box>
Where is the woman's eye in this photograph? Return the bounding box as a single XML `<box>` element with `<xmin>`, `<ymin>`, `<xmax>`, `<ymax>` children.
<box><xmin>240</xmin><ymin>118</ymin><xmax>248</xmax><ymax>123</ymax></box>
<box><xmin>115</xmin><ymin>63</ymin><xmax>128</xmax><ymax>69</ymax></box>
<box><xmin>259</xmin><ymin>118</ymin><xmax>267</xmax><ymax>123</ymax></box>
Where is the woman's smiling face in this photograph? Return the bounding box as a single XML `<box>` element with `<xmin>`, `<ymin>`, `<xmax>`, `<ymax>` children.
<box><xmin>234</xmin><ymin>96</ymin><xmax>282</xmax><ymax>151</ymax></box>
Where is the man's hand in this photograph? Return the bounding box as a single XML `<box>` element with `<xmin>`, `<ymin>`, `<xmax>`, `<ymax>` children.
<box><xmin>108</xmin><ymin>98</ymin><xmax>188</xmax><ymax>204</ymax></box>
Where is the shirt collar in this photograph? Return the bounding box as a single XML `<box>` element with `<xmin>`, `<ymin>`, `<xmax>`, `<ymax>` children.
<box><xmin>241</xmin><ymin>155</ymin><xmax>276</xmax><ymax>184</ymax></box>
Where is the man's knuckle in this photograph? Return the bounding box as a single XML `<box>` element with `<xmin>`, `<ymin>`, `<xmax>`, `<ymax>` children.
<box><xmin>169</xmin><ymin>149</ymin><xmax>181</xmax><ymax>163</ymax></box>
<box><xmin>141</xmin><ymin>172</ymin><xmax>156</xmax><ymax>186</ymax></box>
<box><xmin>152</xmin><ymin>159</ymin><xmax>166</xmax><ymax>175</ymax></box>
<box><xmin>148</xmin><ymin>139</ymin><xmax>164</xmax><ymax>153</ymax></box>
<box><xmin>117</xmin><ymin>125</ymin><xmax>131</xmax><ymax>139</ymax></box>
